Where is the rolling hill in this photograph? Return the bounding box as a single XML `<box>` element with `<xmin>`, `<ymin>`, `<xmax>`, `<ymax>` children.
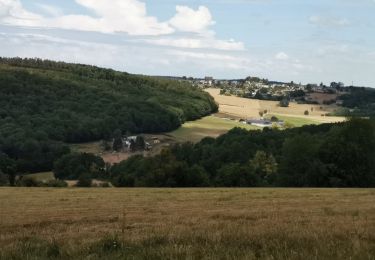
<box><xmin>0</xmin><ymin>57</ymin><xmax>217</xmax><ymax>173</ymax></box>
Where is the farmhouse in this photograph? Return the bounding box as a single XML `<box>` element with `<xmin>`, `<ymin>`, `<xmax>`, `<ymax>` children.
<box><xmin>246</xmin><ymin>119</ymin><xmax>285</xmax><ymax>128</ymax></box>
<box><xmin>246</xmin><ymin>119</ymin><xmax>272</xmax><ymax>127</ymax></box>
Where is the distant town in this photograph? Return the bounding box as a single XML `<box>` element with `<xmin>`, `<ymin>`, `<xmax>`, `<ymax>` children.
<box><xmin>160</xmin><ymin>75</ymin><xmax>364</xmax><ymax>106</ymax></box>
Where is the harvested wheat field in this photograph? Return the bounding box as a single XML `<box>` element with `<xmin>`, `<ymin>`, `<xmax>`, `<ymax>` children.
<box><xmin>0</xmin><ymin>188</ymin><xmax>374</xmax><ymax>259</ymax></box>
<box><xmin>206</xmin><ymin>88</ymin><xmax>345</xmax><ymax>124</ymax></box>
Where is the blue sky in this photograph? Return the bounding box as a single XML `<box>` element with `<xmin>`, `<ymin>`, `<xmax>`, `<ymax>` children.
<box><xmin>0</xmin><ymin>0</ymin><xmax>374</xmax><ymax>86</ymax></box>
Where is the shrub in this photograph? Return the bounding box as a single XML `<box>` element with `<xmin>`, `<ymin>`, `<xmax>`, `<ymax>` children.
<box><xmin>100</xmin><ymin>182</ymin><xmax>111</xmax><ymax>188</ymax></box>
<box><xmin>279</xmin><ymin>98</ymin><xmax>290</xmax><ymax>107</ymax></box>
<box><xmin>0</xmin><ymin>171</ymin><xmax>8</xmax><ymax>186</ymax></box>
<box><xmin>46</xmin><ymin>179</ymin><xmax>68</xmax><ymax>188</ymax></box>
<box><xmin>304</xmin><ymin>110</ymin><xmax>309</xmax><ymax>115</ymax></box>
<box><xmin>77</xmin><ymin>173</ymin><xmax>92</xmax><ymax>187</ymax></box>
<box><xmin>18</xmin><ymin>177</ymin><xmax>42</xmax><ymax>187</ymax></box>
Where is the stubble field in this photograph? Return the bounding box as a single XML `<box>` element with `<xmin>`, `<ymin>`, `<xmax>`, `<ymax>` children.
<box><xmin>0</xmin><ymin>188</ymin><xmax>374</xmax><ymax>259</ymax></box>
<box><xmin>205</xmin><ymin>88</ymin><xmax>346</xmax><ymax>124</ymax></box>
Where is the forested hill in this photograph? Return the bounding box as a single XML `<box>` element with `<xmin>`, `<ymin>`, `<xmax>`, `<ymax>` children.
<box><xmin>0</xmin><ymin>57</ymin><xmax>217</xmax><ymax>173</ymax></box>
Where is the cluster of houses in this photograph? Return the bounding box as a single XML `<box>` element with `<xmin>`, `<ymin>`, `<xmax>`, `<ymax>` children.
<box><xmin>220</xmin><ymin>79</ymin><xmax>306</xmax><ymax>99</ymax></box>
<box><xmin>168</xmin><ymin>75</ymin><xmax>348</xmax><ymax>106</ymax></box>
<box><xmin>119</xmin><ymin>136</ymin><xmax>154</xmax><ymax>151</ymax></box>
<box><xmin>175</xmin><ymin>76</ymin><xmax>242</xmax><ymax>89</ymax></box>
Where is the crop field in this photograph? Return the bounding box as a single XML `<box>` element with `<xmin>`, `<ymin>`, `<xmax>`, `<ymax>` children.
<box><xmin>0</xmin><ymin>188</ymin><xmax>374</xmax><ymax>259</ymax></box>
<box><xmin>205</xmin><ymin>88</ymin><xmax>346</xmax><ymax>124</ymax></box>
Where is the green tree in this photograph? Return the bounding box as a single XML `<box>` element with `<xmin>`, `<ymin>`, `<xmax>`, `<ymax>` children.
<box><xmin>319</xmin><ymin>118</ymin><xmax>375</xmax><ymax>187</ymax></box>
<box><xmin>54</xmin><ymin>153</ymin><xmax>105</xmax><ymax>180</ymax></box>
<box><xmin>278</xmin><ymin>134</ymin><xmax>325</xmax><ymax>187</ymax></box>
<box><xmin>77</xmin><ymin>172</ymin><xmax>92</xmax><ymax>187</ymax></box>
<box><xmin>0</xmin><ymin>153</ymin><xmax>17</xmax><ymax>186</ymax></box>
<box><xmin>112</xmin><ymin>129</ymin><xmax>123</xmax><ymax>152</ymax></box>
<box><xmin>0</xmin><ymin>171</ymin><xmax>8</xmax><ymax>186</ymax></box>
<box><xmin>215</xmin><ymin>163</ymin><xmax>258</xmax><ymax>187</ymax></box>
<box><xmin>135</xmin><ymin>136</ymin><xmax>145</xmax><ymax>150</ymax></box>
<box><xmin>250</xmin><ymin>151</ymin><xmax>278</xmax><ymax>185</ymax></box>
<box><xmin>279</xmin><ymin>98</ymin><xmax>290</xmax><ymax>107</ymax></box>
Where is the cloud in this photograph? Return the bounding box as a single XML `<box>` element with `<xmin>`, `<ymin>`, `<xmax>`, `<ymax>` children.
<box><xmin>0</xmin><ymin>32</ymin><xmax>249</xmax><ymax>74</ymax></box>
<box><xmin>145</xmin><ymin>37</ymin><xmax>245</xmax><ymax>51</ymax></box>
<box><xmin>0</xmin><ymin>0</ymin><xmax>41</xmax><ymax>25</ymax></box>
<box><xmin>275</xmin><ymin>52</ymin><xmax>289</xmax><ymax>60</ymax></box>
<box><xmin>0</xmin><ymin>1</ymin><xmax>218</xmax><ymax>36</ymax></box>
<box><xmin>34</xmin><ymin>3</ymin><xmax>63</xmax><ymax>17</ymax></box>
<box><xmin>0</xmin><ymin>0</ymin><xmax>245</xmax><ymax>51</ymax></box>
<box><xmin>309</xmin><ymin>15</ymin><xmax>351</xmax><ymax>27</ymax></box>
<box><xmin>169</xmin><ymin>6</ymin><xmax>215</xmax><ymax>33</ymax></box>
<box><xmin>317</xmin><ymin>44</ymin><xmax>349</xmax><ymax>56</ymax></box>
<box><xmin>0</xmin><ymin>0</ymin><xmax>174</xmax><ymax>35</ymax></box>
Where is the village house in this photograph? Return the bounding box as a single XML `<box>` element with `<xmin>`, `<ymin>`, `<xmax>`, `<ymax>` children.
<box><xmin>246</xmin><ymin>119</ymin><xmax>285</xmax><ymax>128</ymax></box>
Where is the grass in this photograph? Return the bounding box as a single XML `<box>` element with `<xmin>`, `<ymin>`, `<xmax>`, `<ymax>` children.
<box><xmin>267</xmin><ymin>114</ymin><xmax>320</xmax><ymax>127</ymax></box>
<box><xmin>169</xmin><ymin>115</ymin><xmax>258</xmax><ymax>142</ymax></box>
<box><xmin>70</xmin><ymin>142</ymin><xmax>102</xmax><ymax>154</ymax></box>
<box><xmin>0</xmin><ymin>188</ymin><xmax>374</xmax><ymax>259</ymax></box>
<box><xmin>26</xmin><ymin>172</ymin><xmax>55</xmax><ymax>182</ymax></box>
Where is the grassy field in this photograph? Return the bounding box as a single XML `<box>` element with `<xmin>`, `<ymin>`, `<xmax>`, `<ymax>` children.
<box><xmin>265</xmin><ymin>114</ymin><xmax>320</xmax><ymax>127</ymax></box>
<box><xmin>206</xmin><ymin>88</ymin><xmax>346</xmax><ymax>124</ymax></box>
<box><xmin>168</xmin><ymin>115</ymin><xmax>258</xmax><ymax>142</ymax></box>
<box><xmin>0</xmin><ymin>188</ymin><xmax>374</xmax><ymax>259</ymax></box>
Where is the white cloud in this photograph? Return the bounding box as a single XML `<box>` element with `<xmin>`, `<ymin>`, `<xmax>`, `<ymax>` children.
<box><xmin>169</xmin><ymin>6</ymin><xmax>215</xmax><ymax>33</ymax></box>
<box><xmin>0</xmin><ymin>0</ymin><xmax>174</xmax><ymax>35</ymax></box>
<box><xmin>0</xmin><ymin>0</ymin><xmax>42</xmax><ymax>25</ymax></box>
<box><xmin>309</xmin><ymin>15</ymin><xmax>351</xmax><ymax>27</ymax></box>
<box><xmin>275</xmin><ymin>52</ymin><xmax>289</xmax><ymax>60</ymax></box>
<box><xmin>0</xmin><ymin>32</ymin><xmax>249</xmax><ymax>74</ymax></box>
<box><xmin>34</xmin><ymin>4</ymin><xmax>63</xmax><ymax>17</ymax></box>
<box><xmin>0</xmin><ymin>0</ymin><xmax>245</xmax><ymax>51</ymax></box>
<box><xmin>145</xmin><ymin>37</ymin><xmax>245</xmax><ymax>51</ymax></box>
<box><xmin>0</xmin><ymin>1</ymin><xmax>218</xmax><ymax>36</ymax></box>
<box><xmin>317</xmin><ymin>44</ymin><xmax>349</xmax><ymax>56</ymax></box>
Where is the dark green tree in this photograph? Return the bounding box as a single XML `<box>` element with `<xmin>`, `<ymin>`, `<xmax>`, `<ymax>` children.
<box><xmin>112</xmin><ymin>129</ymin><xmax>123</xmax><ymax>152</ymax></box>
<box><xmin>54</xmin><ymin>153</ymin><xmax>105</xmax><ymax>180</ymax></box>
<box><xmin>279</xmin><ymin>98</ymin><xmax>290</xmax><ymax>107</ymax></box>
<box><xmin>77</xmin><ymin>172</ymin><xmax>92</xmax><ymax>187</ymax></box>
<box><xmin>0</xmin><ymin>153</ymin><xmax>17</xmax><ymax>186</ymax></box>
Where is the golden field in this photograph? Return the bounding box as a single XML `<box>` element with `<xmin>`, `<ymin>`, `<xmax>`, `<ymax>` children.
<box><xmin>0</xmin><ymin>188</ymin><xmax>374</xmax><ymax>259</ymax></box>
<box><xmin>205</xmin><ymin>88</ymin><xmax>346</xmax><ymax>124</ymax></box>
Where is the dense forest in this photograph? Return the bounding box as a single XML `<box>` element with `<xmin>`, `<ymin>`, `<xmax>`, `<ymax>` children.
<box><xmin>108</xmin><ymin>118</ymin><xmax>375</xmax><ymax>188</ymax></box>
<box><xmin>0</xmin><ymin>58</ymin><xmax>217</xmax><ymax>173</ymax></box>
<box><xmin>336</xmin><ymin>87</ymin><xmax>375</xmax><ymax>117</ymax></box>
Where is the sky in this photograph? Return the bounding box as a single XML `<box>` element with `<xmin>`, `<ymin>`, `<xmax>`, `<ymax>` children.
<box><xmin>0</xmin><ymin>0</ymin><xmax>374</xmax><ymax>86</ymax></box>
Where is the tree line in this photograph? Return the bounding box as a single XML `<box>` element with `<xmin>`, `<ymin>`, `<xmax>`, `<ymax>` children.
<box><xmin>108</xmin><ymin>118</ymin><xmax>375</xmax><ymax>187</ymax></box>
<box><xmin>2</xmin><ymin>118</ymin><xmax>374</xmax><ymax>187</ymax></box>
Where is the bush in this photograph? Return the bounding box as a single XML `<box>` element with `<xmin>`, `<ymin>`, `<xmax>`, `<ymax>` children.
<box><xmin>46</xmin><ymin>179</ymin><xmax>68</xmax><ymax>187</ymax></box>
<box><xmin>304</xmin><ymin>110</ymin><xmax>309</xmax><ymax>116</ymax></box>
<box><xmin>77</xmin><ymin>173</ymin><xmax>92</xmax><ymax>187</ymax></box>
<box><xmin>0</xmin><ymin>171</ymin><xmax>9</xmax><ymax>186</ymax></box>
<box><xmin>18</xmin><ymin>177</ymin><xmax>43</xmax><ymax>187</ymax></box>
<box><xmin>54</xmin><ymin>153</ymin><xmax>105</xmax><ymax>180</ymax></box>
<box><xmin>99</xmin><ymin>182</ymin><xmax>111</xmax><ymax>188</ymax></box>
<box><xmin>279</xmin><ymin>98</ymin><xmax>290</xmax><ymax>107</ymax></box>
